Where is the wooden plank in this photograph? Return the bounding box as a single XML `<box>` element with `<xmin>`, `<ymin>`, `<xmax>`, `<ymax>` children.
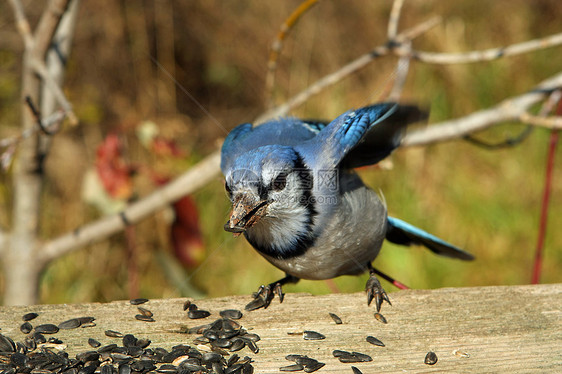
<box><xmin>0</xmin><ymin>284</ymin><xmax>560</xmax><ymax>373</ymax></box>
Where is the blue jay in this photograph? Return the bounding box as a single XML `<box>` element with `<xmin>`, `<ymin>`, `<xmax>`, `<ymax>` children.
<box><xmin>220</xmin><ymin>103</ymin><xmax>474</xmax><ymax>311</ymax></box>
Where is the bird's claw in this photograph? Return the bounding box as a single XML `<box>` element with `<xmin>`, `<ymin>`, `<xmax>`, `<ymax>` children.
<box><xmin>365</xmin><ymin>275</ymin><xmax>391</xmax><ymax>312</ymax></box>
<box><xmin>245</xmin><ymin>282</ymin><xmax>285</xmax><ymax>311</ymax></box>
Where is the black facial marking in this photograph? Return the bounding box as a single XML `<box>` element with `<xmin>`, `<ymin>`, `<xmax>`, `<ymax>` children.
<box><xmin>225</xmin><ymin>182</ymin><xmax>232</xmax><ymax>197</ymax></box>
<box><xmin>271</xmin><ymin>172</ymin><xmax>287</xmax><ymax>192</ymax></box>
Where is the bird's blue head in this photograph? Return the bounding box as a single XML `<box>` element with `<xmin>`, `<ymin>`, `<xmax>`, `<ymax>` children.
<box><xmin>223</xmin><ymin>145</ymin><xmax>314</xmax><ymax>242</ymax></box>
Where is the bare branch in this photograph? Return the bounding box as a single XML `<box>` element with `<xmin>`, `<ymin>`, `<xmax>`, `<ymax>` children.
<box><xmin>255</xmin><ymin>17</ymin><xmax>444</xmax><ymax>123</ymax></box>
<box><xmin>33</xmin><ymin>0</ymin><xmax>73</xmax><ymax>59</ymax></box>
<box><xmin>31</xmin><ymin>57</ymin><xmax>79</xmax><ymax>125</ymax></box>
<box><xmin>394</xmin><ymin>16</ymin><xmax>441</xmax><ymax>42</ymax></box>
<box><xmin>387</xmin><ymin>0</ymin><xmax>405</xmax><ymax>39</ymax></box>
<box><xmin>265</xmin><ymin>0</ymin><xmax>320</xmax><ymax>108</ymax></box>
<box><xmin>7</xmin><ymin>0</ymin><xmax>34</xmax><ymax>49</ymax></box>
<box><xmin>396</xmin><ymin>32</ymin><xmax>562</xmax><ymax>64</ymax></box>
<box><xmin>39</xmin><ymin>151</ymin><xmax>221</xmax><ymax>265</ymax></box>
<box><xmin>402</xmin><ymin>72</ymin><xmax>562</xmax><ymax>147</ymax></box>
<box><xmin>388</xmin><ymin>45</ymin><xmax>411</xmax><ymax>101</ymax></box>
<box><xmin>520</xmin><ymin>113</ymin><xmax>562</xmax><ymax>130</ymax></box>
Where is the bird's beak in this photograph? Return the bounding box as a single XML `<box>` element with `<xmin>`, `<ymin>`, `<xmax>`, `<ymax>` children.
<box><xmin>224</xmin><ymin>194</ymin><xmax>269</xmax><ymax>237</ymax></box>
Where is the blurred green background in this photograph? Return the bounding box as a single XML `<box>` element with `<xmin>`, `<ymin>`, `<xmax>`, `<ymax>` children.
<box><xmin>0</xmin><ymin>0</ymin><xmax>561</xmax><ymax>304</ymax></box>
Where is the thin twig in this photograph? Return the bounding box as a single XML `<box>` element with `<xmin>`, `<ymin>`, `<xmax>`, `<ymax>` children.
<box><xmin>519</xmin><ymin>113</ymin><xmax>562</xmax><ymax>130</ymax></box>
<box><xmin>396</xmin><ymin>32</ymin><xmax>562</xmax><ymax>64</ymax></box>
<box><xmin>7</xmin><ymin>0</ymin><xmax>34</xmax><ymax>49</ymax></box>
<box><xmin>403</xmin><ymin>71</ymin><xmax>562</xmax><ymax>146</ymax></box>
<box><xmin>31</xmin><ymin>58</ymin><xmax>78</xmax><ymax>125</ymax></box>
<box><xmin>255</xmin><ymin>17</ymin><xmax>443</xmax><ymax>123</ymax></box>
<box><xmin>387</xmin><ymin>0</ymin><xmax>405</xmax><ymax>39</ymax></box>
<box><xmin>265</xmin><ymin>0</ymin><xmax>320</xmax><ymax>108</ymax></box>
<box><xmin>388</xmin><ymin>44</ymin><xmax>411</xmax><ymax>101</ymax></box>
<box><xmin>33</xmin><ymin>0</ymin><xmax>72</xmax><ymax>59</ymax></box>
<box><xmin>394</xmin><ymin>16</ymin><xmax>441</xmax><ymax>42</ymax></box>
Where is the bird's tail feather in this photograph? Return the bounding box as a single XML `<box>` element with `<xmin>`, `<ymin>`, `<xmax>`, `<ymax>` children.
<box><xmin>386</xmin><ymin>216</ymin><xmax>474</xmax><ymax>261</ymax></box>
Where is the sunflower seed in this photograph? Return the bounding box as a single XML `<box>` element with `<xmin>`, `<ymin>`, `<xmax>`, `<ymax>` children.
<box><xmin>351</xmin><ymin>352</ymin><xmax>372</xmax><ymax>362</ymax></box>
<box><xmin>121</xmin><ymin>334</ymin><xmax>138</xmax><ymax>348</ymax></box>
<box><xmin>227</xmin><ymin>354</ymin><xmax>240</xmax><ymax>367</ymax></box>
<box><xmin>294</xmin><ymin>356</ymin><xmax>318</xmax><ymax>367</ymax></box>
<box><xmin>219</xmin><ymin>310</ymin><xmax>243</xmax><ymax>320</ymax></box>
<box><xmin>78</xmin><ymin>316</ymin><xmax>96</xmax><ymax>324</ymax></box>
<box><xmin>244</xmin><ymin>297</ymin><xmax>266</xmax><ymax>311</ymax></box>
<box><xmin>244</xmin><ymin>339</ymin><xmax>259</xmax><ymax>354</ymax></box>
<box><xmin>240</xmin><ymin>333</ymin><xmax>259</xmax><ymax>342</ymax></box>
<box><xmin>212</xmin><ymin>338</ymin><xmax>233</xmax><ymax>349</ymax></box>
<box><xmin>229</xmin><ymin>339</ymin><xmax>245</xmax><ymax>352</ymax></box>
<box><xmin>351</xmin><ymin>367</ymin><xmax>363</xmax><ymax>374</ymax></box>
<box><xmin>453</xmin><ymin>349</ymin><xmax>470</xmax><ymax>358</ymax></box>
<box><xmin>279</xmin><ymin>363</ymin><xmax>303</xmax><ymax>372</ymax></box>
<box><xmin>366</xmin><ymin>335</ymin><xmax>385</xmax><ymax>347</ymax></box>
<box><xmin>157</xmin><ymin>364</ymin><xmax>178</xmax><ymax>373</ymax></box>
<box><xmin>35</xmin><ymin>324</ymin><xmax>59</xmax><ymax>334</ymax></box>
<box><xmin>303</xmin><ymin>331</ymin><xmax>325</xmax><ymax>340</ymax></box>
<box><xmin>58</xmin><ymin>318</ymin><xmax>81</xmax><ymax>330</ymax></box>
<box><xmin>424</xmin><ymin>351</ymin><xmax>438</xmax><ymax>365</ymax></box>
<box><xmin>136</xmin><ymin>307</ymin><xmax>153</xmax><ymax>317</ymax></box>
<box><xmin>374</xmin><ymin>312</ymin><xmax>387</xmax><ymax>324</ymax></box>
<box><xmin>118</xmin><ymin>364</ymin><xmax>132</xmax><ymax>374</ymax></box>
<box><xmin>202</xmin><ymin>352</ymin><xmax>222</xmax><ymax>363</ymax></box>
<box><xmin>183</xmin><ymin>300</ymin><xmax>191</xmax><ymax>311</ymax></box>
<box><xmin>135</xmin><ymin>314</ymin><xmax>155</xmax><ymax>322</ymax></box>
<box><xmin>242</xmin><ymin>363</ymin><xmax>254</xmax><ymax>374</ymax></box>
<box><xmin>98</xmin><ymin>344</ymin><xmax>118</xmax><ymax>353</ymax></box>
<box><xmin>303</xmin><ymin>361</ymin><xmax>325</xmax><ymax>373</ymax></box>
<box><xmin>333</xmin><ymin>350</ymin><xmax>372</xmax><ymax>363</ymax></box>
<box><xmin>22</xmin><ymin>312</ymin><xmax>39</xmax><ymax>322</ymax></box>
<box><xmin>102</xmin><ymin>364</ymin><xmax>117</xmax><ymax>374</ymax></box>
<box><xmin>88</xmin><ymin>338</ymin><xmax>101</xmax><ymax>348</ymax></box>
<box><xmin>23</xmin><ymin>337</ymin><xmax>36</xmax><ymax>350</ymax></box>
<box><xmin>187</xmin><ymin>310</ymin><xmax>210</xmax><ymax>319</ymax></box>
<box><xmin>76</xmin><ymin>350</ymin><xmax>100</xmax><ymax>362</ymax></box>
<box><xmin>129</xmin><ymin>298</ymin><xmax>149</xmax><ymax>305</ymax></box>
<box><xmin>32</xmin><ymin>332</ymin><xmax>46</xmax><ymax>344</ymax></box>
<box><xmin>20</xmin><ymin>322</ymin><xmax>33</xmax><ymax>334</ymax></box>
<box><xmin>329</xmin><ymin>312</ymin><xmax>342</xmax><ymax>324</ymax></box>
<box><xmin>105</xmin><ymin>330</ymin><xmax>123</xmax><ymax>338</ymax></box>
<box><xmin>332</xmin><ymin>350</ymin><xmax>350</xmax><ymax>358</ymax></box>
<box><xmin>137</xmin><ymin>338</ymin><xmax>151</xmax><ymax>348</ymax></box>
<box><xmin>10</xmin><ymin>352</ymin><xmax>28</xmax><ymax>367</ymax></box>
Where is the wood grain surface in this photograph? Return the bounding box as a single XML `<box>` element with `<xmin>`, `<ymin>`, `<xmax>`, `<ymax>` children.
<box><xmin>0</xmin><ymin>284</ymin><xmax>560</xmax><ymax>373</ymax></box>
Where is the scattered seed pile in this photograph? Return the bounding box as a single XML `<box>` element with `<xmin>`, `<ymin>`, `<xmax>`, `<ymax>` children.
<box><xmin>0</xmin><ymin>300</ymin><xmax>461</xmax><ymax>373</ymax></box>
<box><xmin>0</xmin><ymin>300</ymin><xmax>256</xmax><ymax>374</ymax></box>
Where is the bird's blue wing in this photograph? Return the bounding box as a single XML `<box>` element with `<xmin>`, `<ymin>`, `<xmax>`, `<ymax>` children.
<box><xmin>341</xmin><ymin>104</ymin><xmax>426</xmax><ymax>168</ymax></box>
<box><xmin>295</xmin><ymin>103</ymin><xmax>398</xmax><ymax>168</ymax></box>
<box><xmin>386</xmin><ymin>216</ymin><xmax>474</xmax><ymax>261</ymax></box>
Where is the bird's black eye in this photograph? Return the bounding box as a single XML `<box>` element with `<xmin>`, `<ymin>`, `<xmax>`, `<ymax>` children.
<box><xmin>271</xmin><ymin>172</ymin><xmax>287</xmax><ymax>191</ymax></box>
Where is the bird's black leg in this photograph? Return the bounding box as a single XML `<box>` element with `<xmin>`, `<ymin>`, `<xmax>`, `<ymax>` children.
<box><xmin>365</xmin><ymin>263</ymin><xmax>391</xmax><ymax>312</ymax></box>
<box><xmin>245</xmin><ymin>274</ymin><xmax>299</xmax><ymax>311</ymax></box>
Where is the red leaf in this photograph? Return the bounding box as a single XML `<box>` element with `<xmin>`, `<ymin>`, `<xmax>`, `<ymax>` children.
<box><xmin>95</xmin><ymin>134</ymin><xmax>134</xmax><ymax>199</ymax></box>
<box><xmin>150</xmin><ymin>137</ymin><xmax>186</xmax><ymax>158</ymax></box>
<box><xmin>171</xmin><ymin>195</ymin><xmax>205</xmax><ymax>268</ymax></box>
